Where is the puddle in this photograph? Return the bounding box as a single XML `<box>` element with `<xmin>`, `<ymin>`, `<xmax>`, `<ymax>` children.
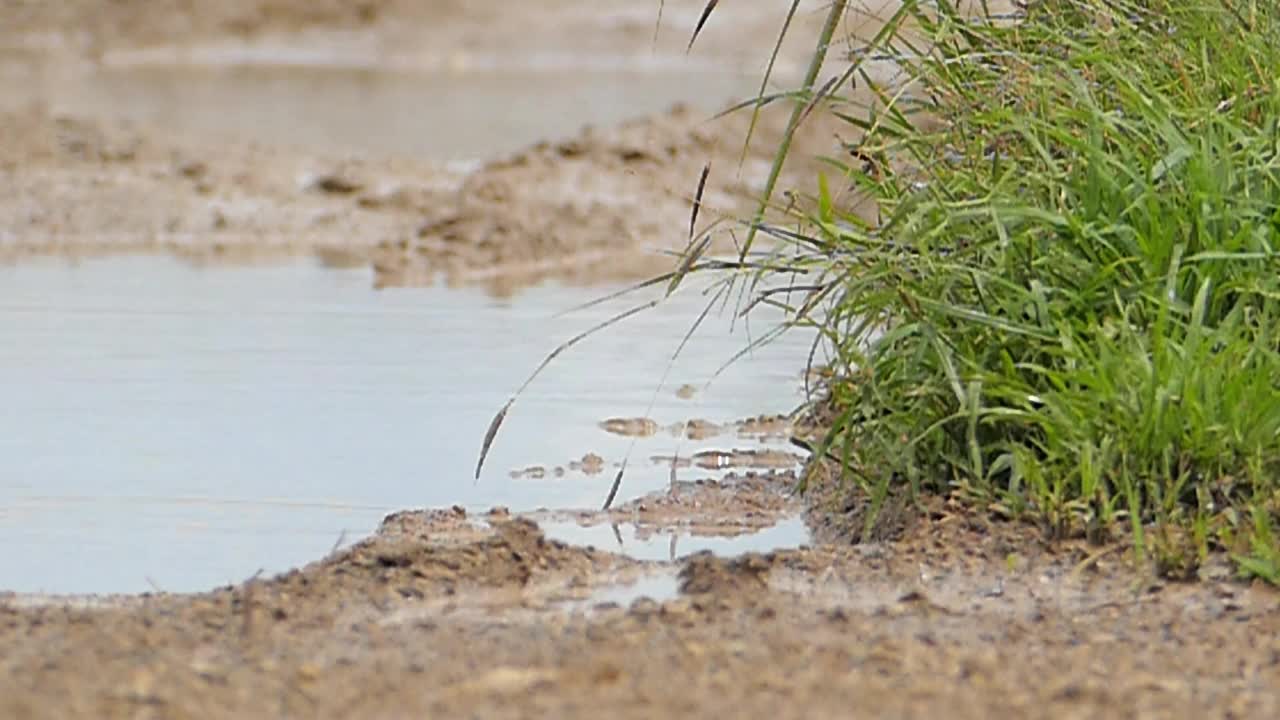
<box><xmin>571</xmin><ymin>569</ymin><xmax>682</xmax><ymax>609</ymax></box>
<box><xmin>542</xmin><ymin>517</ymin><xmax>812</xmax><ymax>562</ymax></box>
<box><xmin>0</xmin><ymin>256</ymin><xmax>815</xmax><ymax>594</ymax></box>
<box><xmin>8</xmin><ymin>62</ymin><xmax>758</xmax><ymax>161</ymax></box>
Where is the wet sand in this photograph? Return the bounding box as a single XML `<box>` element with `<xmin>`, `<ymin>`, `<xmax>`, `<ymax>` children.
<box><xmin>4</xmin><ymin>478</ymin><xmax>1277</xmax><ymax>719</ymax></box>
<box><xmin>0</xmin><ymin>86</ymin><xmax>845</xmax><ymax>295</ymax></box>
<box><xmin>2</xmin><ymin>1</ymin><xmax>1279</xmax><ymax>717</ymax></box>
<box><xmin>2</xmin><ymin>0</ymin><xmax>852</xmax><ymax>295</ymax></box>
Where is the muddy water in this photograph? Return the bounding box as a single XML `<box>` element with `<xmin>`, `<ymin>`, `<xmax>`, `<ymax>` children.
<box><xmin>543</xmin><ymin>517</ymin><xmax>811</xmax><ymax>562</ymax></box>
<box><xmin>10</xmin><ymin>61</ymin><xmax>757</xmax><ymax>160</ymax></box>
<box><xmin>571</xmin><ymin>569</ymin><xmax>682</xmax><ymax>608</ymax></box>
<box><xmin>0</xmin><ymin>256</ymin><xmax>814</xmax><ymax>593</ymax></box>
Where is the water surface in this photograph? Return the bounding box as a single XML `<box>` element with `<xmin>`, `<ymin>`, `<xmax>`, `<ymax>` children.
<box><xmin>8</xmin><ymin>62</ymin><xmax>756</xmax><ymax>161</ymax></box>
<box><xmin>0</xmin><ymin>256</ymin><xmax>813</xmax><ymax>593</ymax></box>
<box><xmin>543</xmin><ymin>517</ymin><xmax>812</xmax><ymax>562</ymax></box>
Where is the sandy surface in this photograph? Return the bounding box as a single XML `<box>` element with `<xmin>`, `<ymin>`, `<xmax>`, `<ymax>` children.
<box><xmin>0</xmin><ymin>98</ymin><xmax>846</xmax><ymax>293</ymax></box>
<box><xmin>3</xmin><ymin>478</ymin><xmax>1277</xmax><ymax>719</ymax></box>
<box><xmin>0</xmin><ymin>96</ymin><xmax>846</xmax><ymax>295</ymax></box>
<box><xmin>1</xmin><ymin>0</ymin><xmax>866</xmax><ymax>295</ymax></box>
<box><xmin>3</xmin><ymin>2</ymin><xmax>1278</xmax><ymax>717</ymax></box>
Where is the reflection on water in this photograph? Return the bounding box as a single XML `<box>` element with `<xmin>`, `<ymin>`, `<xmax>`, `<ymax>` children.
<box><xmin>541</xmin><ymin>517</ymin><xmax>812</xmax><ymax>562</ymax></box>
<box><xmin>572</xmin><ymin>569</ymin><xmax>682</xmax><ymax>608</ymax></box>
<box><xmin>0</xmin><ymin>256</ymin><xmax>814</xmax><ymax>593</ymax></box>
<box><xmin>10</xmin><ymin>63</ymin><xmax>757</xmax><ymax>161</ymax></box>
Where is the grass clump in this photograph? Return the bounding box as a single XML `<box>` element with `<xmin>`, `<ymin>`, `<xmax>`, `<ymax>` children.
<box><xmin>730</xmin><ymin>0</ymin><xmax>1280</xmax><ymax>581</ymax></box>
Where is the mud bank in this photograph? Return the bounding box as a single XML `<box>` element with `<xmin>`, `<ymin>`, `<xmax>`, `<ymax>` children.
<box><xmin>0</xmin><ymin>105</ymin><xmax>438</xmax><ymax>265</ymax></box>
<box><xmin>0</xmin><ymin>97</ymin><xmax>842</xmax><ymax>294</ymax></box>
<box><xmin>3</xmin><ymin>478</ymin><xmax>1277</xmax><ymax>719</ymax></box>
<box><xmin>369</xmin><ymin>101</ymin><xmax>845</xmax><ymax>291</ymax></box>
<box><xmin>2</xmin><ymin>0</ymin><xmax>859</xmax><ymax>294</ymax></box>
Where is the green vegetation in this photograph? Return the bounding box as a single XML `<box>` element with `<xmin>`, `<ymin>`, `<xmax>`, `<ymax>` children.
<box><xmin>720</xmin><ymin>0</ymin><xmax>1280</xmax><ymax>581</ymax></box>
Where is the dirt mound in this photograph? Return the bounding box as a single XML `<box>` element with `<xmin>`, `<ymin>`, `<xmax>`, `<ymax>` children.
<box><xmin>1</xmin><ymin>97</ymin><xmax>842</xmax><ymax>292</ymax></box>
<box><xmin>0</xmin><ymin>105</ymin><xmax>439</xmax><ymax>264</ymax></box>
<box><xmin>679</xmin><ymin>551</ymin><xmax>773</xmax><ymax>598</ymax></box>
<box><xmin>614</xmin><ymin>470</ymin><xmax>800</xmax><ymax>534</ymax></box>
<box><xmin>334</xmin><ymin>517</ymin><xmax>607</xmax><ymax>591</ymax></box>
<box><xmin>2</xmin><ymin>0</ymin><xmax>857</xmax><ymax>293</ymax></box>
<box><xmin>371</xmin><ymin>101</ymin><xmax>843</xmax><ymax>290</ymax></box>
<box><xmin>246</xmin><ymin>511</ymin><xmax>630</xmax><ymax>615</ymax></box>
<box><xmin>800</xmin><ymin>455</ymin><xmax>926</xmax><ymax>545</ymax></box>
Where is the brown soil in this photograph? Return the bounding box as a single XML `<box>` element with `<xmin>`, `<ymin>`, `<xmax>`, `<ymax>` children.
<box><xmin>3</xmin><ymin>2</ymin><xmax>1278</xmax><ymax>718</ymax></box>
<box><xmin>535</xmin><ymin>467</ymin><xmax>803</xmax><ymax>538</ymax></box>
<box><xmin>1</xmin><ymin>0</ymin><xmax>860</xmax><ymax>296</ymax></box>
<box><xmin>370</xmin><ymin>101</ymin><xmax>846</xmax><ymax>293</ymax></box>
<box><xmin>0</xmin><ymin>96</ymin><xmax>848</xmax><ymax>294</ymax></box>
<box><xmin>3</xmin><ymin>480</ymin><xmax>1277</xmax><ymax>719</ymax></box>
<box><xmin>0</xmin><ymin>104</ymin><xmax>439</xmax><ymax>266</ymax></box>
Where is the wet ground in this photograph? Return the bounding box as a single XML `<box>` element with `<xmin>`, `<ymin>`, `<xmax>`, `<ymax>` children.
<box><xmin>0</xmin><ymin>0</ymin><xmax>863</xmax><ymax>292</ymax></box>
<box><xmin>5</xmin><ymin>494</ymin><xmax>1277</xmax><ymax>719</ymax></box>
<box><xmin>2</xmin><ymin>1</ymin><xmax>1278</xmax><ymax>717</ymax></box>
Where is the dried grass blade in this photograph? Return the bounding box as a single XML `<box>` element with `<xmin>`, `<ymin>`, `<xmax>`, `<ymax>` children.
<box><xmin>553</xmin><ymin>272</ymin><xmax>677</xmax><ymax>318</ymax></box>
<box><xmin>687</xmin><ymin>0</ymin><xmax>719</xmax><ymax>52</ymax></box>
<box><xmin>602</xmin><ymin>464</ymin><xmax>627</xmax><ymax>510</ymax></box>
<box><xmin>653</xmin><ymin>0</ymin><xmax>666</xmax><ymax>48</ymax></box>
<box><xmin>712</xmin><ymin>92</ymin><xmax>787</xmax><ymax>121</ymax></box>
<box><xmin>666</xmin><ymin>234</ymin><xmax>712</xmax><ymax>297</ymax></box>
<box><xmin>741</xmin><ymin>0</ymin><xmax>850</xmax><ymax>262</ymax></box>
<box><xmin>803</xmin><ymin>324</ymin><xmax>825</xmax><ymax>405</ymax></box>
<box><xmin>797</xmin><ymin>74</ymin><xmax>842</xmax><ymax>129</ymax></box>
<box><xmin>474</xmin><ymin>299</ymin><xmax>660</xmax><ymax>481</ymax></box>
<box><xmin>474</xmin><ymin>399</ymin><xmax>511</xmax><ymax>481</ymax></box>
<box><xmin>690</xmin><ymin>162</ymin><xmax>711</xmax><ymax>240</ymax></box>
<box><xmin>740</xmin><ymin>0</ymin><xmax>802</xmax><ymax>169</ymax></box>
<box><xmin>606</xmin><ymin>281</ymin><xmax>729</xmax><ymax>508</ymax></box>
<box><xmin>704</xmin><ymin>323</ymin><xmax>791</xmax><ymax>389</ymax></box>
<box><xmin>737</xmin><ymin>283</ymin><xmax>828</xmax><ymax>317</ymax></box>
